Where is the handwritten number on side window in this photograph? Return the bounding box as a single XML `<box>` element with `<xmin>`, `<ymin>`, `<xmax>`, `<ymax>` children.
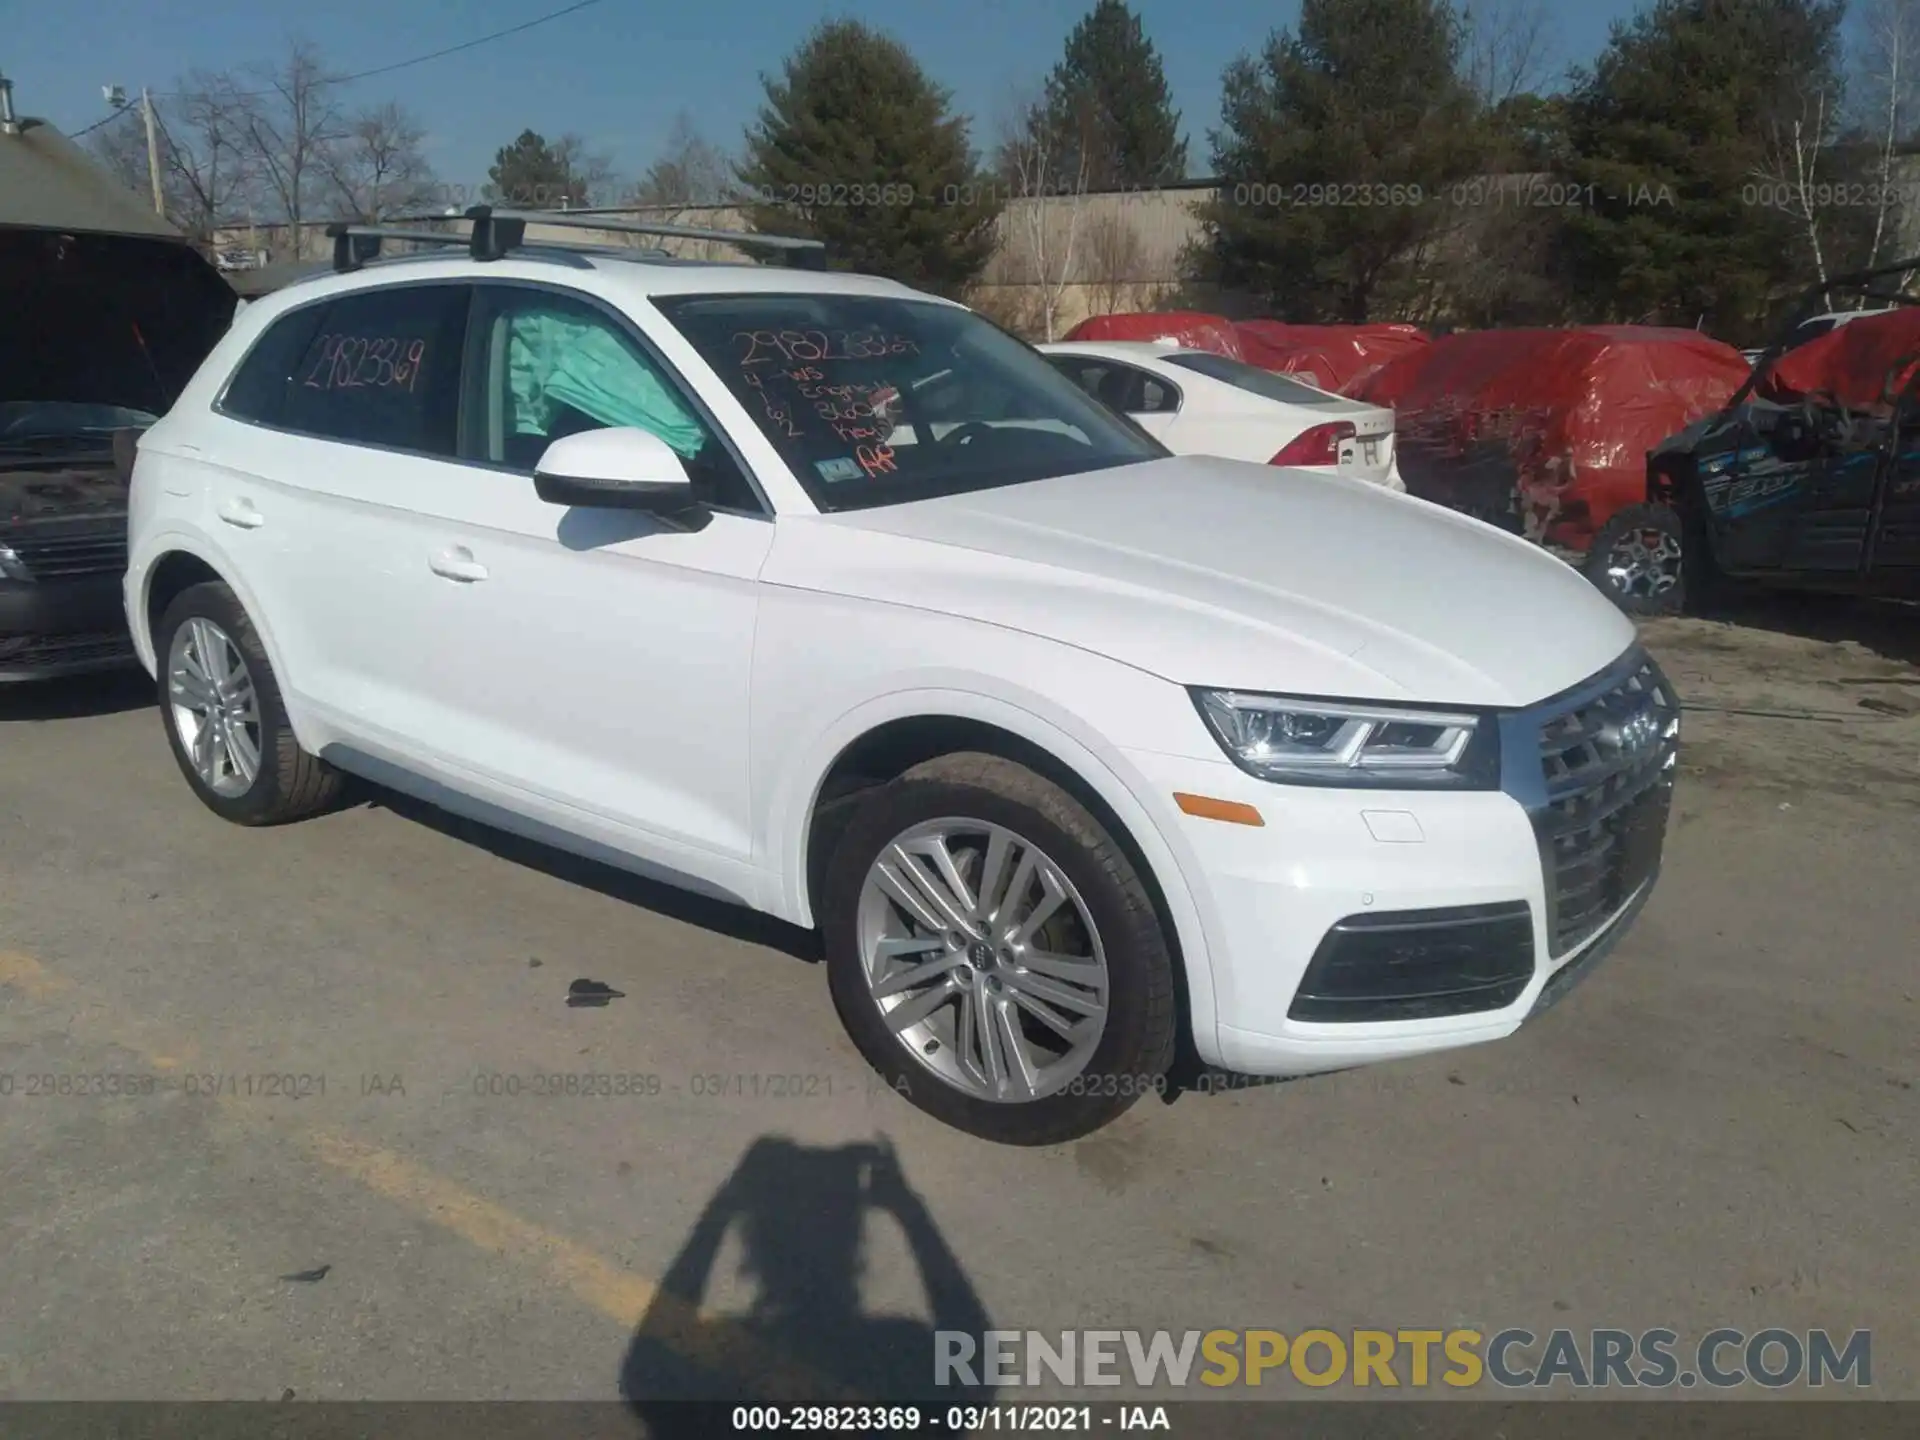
<box><xmin>302</xmin><ymin>335</ymin><xmax>427</xmax><ymax>393</ymax></box>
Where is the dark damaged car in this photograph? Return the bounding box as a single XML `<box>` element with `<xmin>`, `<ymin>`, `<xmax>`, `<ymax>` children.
<box><xmin>1638</xmin><ymin>260</ymin><xmax>1920</xmax><ymax>614</ymax></box>
<box><xmin>1</xmin><ymin>102</ymin><xmax>235</xmax><ymax>680</ymax></box>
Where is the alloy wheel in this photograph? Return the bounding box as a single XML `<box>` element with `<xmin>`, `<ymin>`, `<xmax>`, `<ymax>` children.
<box><xmin>167</xmin><ymin>617</ymin><xmax>263</xmax><ymax>798</ymax></box>
<box><xmin>855</xmin><ymin>818</ymin><xmax>1110</xmax><ymax>1103</ymax></box>
<box><xmin>1603</xmin><ymin>527</ymin><xmax>1684</xmax><ymax>599</ymax></box>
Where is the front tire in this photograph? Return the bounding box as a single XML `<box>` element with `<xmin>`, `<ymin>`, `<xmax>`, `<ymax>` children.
<box><xmin>821</xmin><ymin>752</ymin><xmax>1177</xmax><ymax>1146</ymax></box>
<box><xmin>155</xmin><ymin>582</ymin><xmax>345</xmax><ymax>825</ymax></box>
<box><xmin>1585</xmin><ymin>503</ymin><xmax>1686</xmax><ymax>616</ymax></box>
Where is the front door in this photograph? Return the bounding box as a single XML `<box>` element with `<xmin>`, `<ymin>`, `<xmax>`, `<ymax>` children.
<box><xmin>401</xmin><ymin>281</ymin><xmax>773</xmax><ymax>867</ymax></box>
<box><xmin>1707</xmin><ymin>404</ymin><xmax>1881</xmax><ymax>581</ymax></box>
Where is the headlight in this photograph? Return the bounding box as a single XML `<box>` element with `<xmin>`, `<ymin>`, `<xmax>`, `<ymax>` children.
<box><xmin>0</xmin><ymin>543</ymin><xmax>25</xmax><ymax>581</ymax></box>
<box><xmin>1191</xmin><ymin>689</ymin><xmax>1498</xmax><ymax>789</ymax></box>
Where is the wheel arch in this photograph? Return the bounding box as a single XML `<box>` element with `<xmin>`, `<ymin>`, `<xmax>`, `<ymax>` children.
<box><xmin>778</xmin><ymin>692</ymin><xmax>1222</xmax><ymax>1068</ymax></box>
<box><xmin>136</xmin><ymin>536</ymin><xmax>313</xmax><ymax>742</ymax></box>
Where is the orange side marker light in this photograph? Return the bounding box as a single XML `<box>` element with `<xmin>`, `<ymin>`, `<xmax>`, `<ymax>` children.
<box><xmin>1173</xmin><ymin>792</ymin><xmax>1265</xmax><ymax>827</ymax></box>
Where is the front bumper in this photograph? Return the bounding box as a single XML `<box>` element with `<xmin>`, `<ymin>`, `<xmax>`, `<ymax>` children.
<box><xmin>1127</xmin><ymin>649</ymin><xmax>1675</xmax><ymax>1076</ymax></box>
<box><xmin>0</xmin><ymin>573</ymin><xmax>137</xmax><ymax>681</ymax></box>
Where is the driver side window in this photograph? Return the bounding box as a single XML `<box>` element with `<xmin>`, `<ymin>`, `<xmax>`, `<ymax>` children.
<box><xmin>463</xmin><ymin>286</ymin><xmax>760</xmax><ymax>511</ymax></box>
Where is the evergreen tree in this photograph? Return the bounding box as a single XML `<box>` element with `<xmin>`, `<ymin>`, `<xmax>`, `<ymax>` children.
<box><xmin>737</xmin><ymin>20</ymin><xmax>1001</xmax><ymax>296</ymax></box>
<box><xmin>1042</xmin><ymin>0</ymin><xmax>1188</xmax><ymax>189</ymax></box>
<box><xmin>486</xmin><ymin>130</ymin><xmax>589</xmax><ymax>208</ymax></box>
<box><xmin>1197</xmin><ymin>0</ymin><xmax>1485</xmax><ymax>321</ymax></box>
<box><xmin>1555</xmin><ymin>0</ymin><xmax>1854</xmax><ymax>341</ymax></box>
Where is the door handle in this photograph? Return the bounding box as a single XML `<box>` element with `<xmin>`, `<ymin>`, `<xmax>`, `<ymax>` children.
<box><xmin>218</xmin><ymin>498</ymin><xmax>264</xmax><ymax>529</ymax></box>
<box><xmin>428</xmin><ymin>547</ymin><xmax>489</xmax><ymax>583</ymax></box>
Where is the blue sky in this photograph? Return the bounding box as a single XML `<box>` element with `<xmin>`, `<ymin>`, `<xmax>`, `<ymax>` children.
<box><xmin>11</xmin><ymin>0</ymin><xmax>1644</xmax><ymax>190</ymax></box>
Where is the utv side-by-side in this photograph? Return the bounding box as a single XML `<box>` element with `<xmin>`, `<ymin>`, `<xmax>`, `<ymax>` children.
<box><xmin>1624</xmin><ymin>258</ymin><xmax>1920</xmax><ymax>615</ymax></box>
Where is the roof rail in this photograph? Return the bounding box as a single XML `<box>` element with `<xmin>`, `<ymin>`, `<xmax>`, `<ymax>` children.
<box><xmin>480</xmin><ymin>206</ymin><xmax>829</xmax><ymax>269</ymax></box>
<box><xmin>327</xmin><ymin>205</ymin><xmax>828</xmax><ymax>274</ymax></box>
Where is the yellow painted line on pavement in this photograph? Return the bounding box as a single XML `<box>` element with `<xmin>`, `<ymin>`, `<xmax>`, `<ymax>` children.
<box><xmin>0</xmin><ymin>950</ymin><xmax>71</xmax><ymax>999</ymax></box>
<box><xmin>307</xmin><ymin>1130</ymin><xmax>858</xmax><ymax>1404</ymax></box>
<box><xmin>0</xmin><ymin>949</ymin><xmax>858</xmax><ymax>1405</ymax></box>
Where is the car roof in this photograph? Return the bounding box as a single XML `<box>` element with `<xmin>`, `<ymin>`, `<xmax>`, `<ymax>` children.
<box><xmin>243</xmin><ymin>247</ymin><xmax>944</xmax><ymax>322</ymax></box>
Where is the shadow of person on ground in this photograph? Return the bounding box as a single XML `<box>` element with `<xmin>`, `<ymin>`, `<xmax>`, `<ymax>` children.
<box><xmin>621</xmin><ymin>1136</ymin><xmax>993</xmax><ymax>1436</ymax></box>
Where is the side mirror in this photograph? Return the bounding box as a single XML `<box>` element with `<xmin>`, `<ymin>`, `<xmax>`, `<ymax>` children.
<box><xmin>532</xmin><ymin>428</ymin><xmax>695</xmax><ymax>511</ymax></box>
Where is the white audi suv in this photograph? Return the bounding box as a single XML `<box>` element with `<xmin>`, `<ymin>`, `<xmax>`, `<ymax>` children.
<box><xmin>123</xmin><ymin>215</ymin><xmax>1678</xmax><ymax>1144</ymax></box>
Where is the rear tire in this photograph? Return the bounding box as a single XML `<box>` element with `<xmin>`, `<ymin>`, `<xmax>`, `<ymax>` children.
<box><xmin>1585</xmin><ymin>503</ymin><xmax>1686</xmax><ymax>616</ymax></box>
<box><xmin>155</xmin><ymin>582</ymin><xmax>345</xmax><ymax>825</ymax></box>
<box><xmin>821</xmin><ymin>752</ymin><xmax>1177</xmax><ymax>1146</ymax></box>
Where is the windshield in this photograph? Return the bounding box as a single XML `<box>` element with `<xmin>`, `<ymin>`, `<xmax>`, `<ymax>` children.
<box><xmin>1159</xmin><ymin>351</ymin><xmax>1346</xmax><ymax>407</ymax></box>
<box><xmin>653</xmin><ymin>294</ymin><xmax>1166</xmax><ymax>511</ymax></box>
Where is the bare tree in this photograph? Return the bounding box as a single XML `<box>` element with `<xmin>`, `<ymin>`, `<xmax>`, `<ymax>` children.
<box><xmin>1755</xmin><ymin>84</ymin><xmax>1841</xmax><ymax>301</ymax></box>
<box><xmin>235</xmin><ymin>41</ymin><xmax>347</xmax><ymax>252</ymax></box>
<box><xmin>89</xmin><ymin>111</ymin><xmax>168</xmax><ymax>211</ymax></box>
<box><xmin>1461</xmin><ymin>0</ymin><xmax>1554</xmax><ymax>107</ymax></box>
<box><xmin>550</xmin><ymin>133</ymin><xmax>620</xmax><ymax>207</ymax></box>
<box><xmin>964</xmin><ymin>282</ymin><xmax>1048</xmax><ymax>341</ymax></box>
<box><xmin>1856</xmin><ymin>0</ymin><xmax>1920</xmax><ymax>266</ymax></box>
<box><xmin>90</xmin><ymin>74</ymin><xmax>253</xmax><ymax>249</ymax></box>
<box><xmin>1083</xmin><ymin>209</ymin><xmax>1146</xmax><ymax>316</ymax></box>
<box><xmin>995</xmin><ymin>92</ymin><xmax>1092</xmax><ymax>342</ymax></box>
<box><xmin>323</xmin><ymin>102</ymin><xmax>436</xmax><ymax>221</ymax></box>
<box><xmin>632</xmin><ymin>112</ymin><xmax>735</xmax><ymax>208</ymax></box>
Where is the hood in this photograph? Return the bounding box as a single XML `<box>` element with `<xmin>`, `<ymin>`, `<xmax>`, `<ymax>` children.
<box><xmin>771</xmin><ymin>456</ymin><xmax>1637</xmax><ymax>707</ymax></box>
<box><xmin>1</xmin><ymin>226</ymin><xmax>236</xmax><ymax>415</ymax></box>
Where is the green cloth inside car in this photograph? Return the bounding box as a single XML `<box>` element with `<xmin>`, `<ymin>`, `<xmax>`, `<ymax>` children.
<box><xmin>506</xmin><ymin>308</ymin><xmax>706</xmax><ymax>458</ymax></box>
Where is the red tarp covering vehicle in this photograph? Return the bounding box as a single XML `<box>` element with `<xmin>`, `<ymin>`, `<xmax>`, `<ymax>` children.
<box><xmin>1355</xmin><ymin>326</ymin><xmax>1752</xmax><ymax>552</ymax></box>
<box><xmin>1760</xmin><ymin>305</ymin><xmax>1920</xmax><ymax>409</ymax></box>
<box><xmin>1062</xmin><ymin>311</ymin><xmax>1245</xmax><ymax>360</ymax></box>
<box><xmin>1232</xmin><ymin>321</ymin><xmax>1432</xmax><ymax>397</ymax></box>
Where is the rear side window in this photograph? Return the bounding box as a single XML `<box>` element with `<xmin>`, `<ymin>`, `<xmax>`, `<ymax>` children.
<box><xmin>1047</xmin><ymin>356</ymin><xmax>1181</xmax><ymax>415</ymax></box>
<box><xmin>220</xmin><ymin>305</ymin><xmax>326</xmax><ymax>426</ymax></box>
<box><xmin>227</xmin><ymin>285</ymin><xmax>469</xmax><ymax>456</ymax></box>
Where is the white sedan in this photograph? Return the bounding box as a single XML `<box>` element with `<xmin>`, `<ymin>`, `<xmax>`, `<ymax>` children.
<box><xmin>1040</xmin><ymin>339</ymin><xmax>1403</xmax><ymax>489</ymax></box>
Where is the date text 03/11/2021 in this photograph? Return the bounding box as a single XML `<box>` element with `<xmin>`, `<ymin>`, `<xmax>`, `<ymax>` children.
<box><xmin>730</xmin><ymin>1405</ymin><xmax>1170</xmax><ymax>1432</ymax></box>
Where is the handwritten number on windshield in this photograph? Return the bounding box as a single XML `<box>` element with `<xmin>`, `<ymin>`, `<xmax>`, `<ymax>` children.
<box><xmin>734</xmin><ymin>330</ymin><xmax>920</xmax><ymax>365</ymax></box>
<box><xmin>740</xmin><ymin>368</ymin><xmax>803</xmax><ymax>437</ymax></box>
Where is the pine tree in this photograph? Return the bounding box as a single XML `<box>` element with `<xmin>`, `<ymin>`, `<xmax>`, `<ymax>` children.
<box><xmin>737</xmin><ymin>20</ymin><xmax>1001</xmax><ymax>296</ymax></box>
<box><xmin>1556</xmin><ymin>0</ymin><xmax>1857</xmax><ymax>342</ymax></box>
<box><xmin>1197</xmin><ymin>0</ymin><xmax>1485</xmax><ymax>321</ymax></box>
<box><xmin>486</xmin><ymin>130</ymin><xmax>588</xmax><ymax>208</ymax></box>
<box><xmin>1042</xmin><ymin>0</ymin><xmax>1187</xmax><ymax>190</ymax></box>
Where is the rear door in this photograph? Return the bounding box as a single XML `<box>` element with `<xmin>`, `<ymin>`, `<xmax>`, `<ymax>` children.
<box><xmin>209</xmin><ymin>281</ymin><xmax>473</xmax><ymax>730</ymax></box>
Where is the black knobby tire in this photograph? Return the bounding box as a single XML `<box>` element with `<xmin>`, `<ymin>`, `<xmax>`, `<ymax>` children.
<box><xmin>820</xmin><ymin>751</ymin><xmax>1177</xmax><ymax>1146</ymax></box>
<box><xmin>154</xmin><ymin>581</ymin><xmax>345</xmax><ymax>825</ymax></box>
<box><xmin>1585</xmin><ymin>503</ymin><xmax>1687</xmax><ymax>616</ymax></box>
